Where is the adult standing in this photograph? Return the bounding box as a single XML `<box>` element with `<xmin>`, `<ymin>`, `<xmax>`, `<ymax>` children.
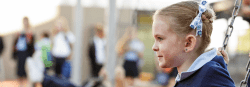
<box><xmin>0</xmin><ymin>36</ymin><xmax>4</xmax><ymax>81</ymax></box>
<box><xmin>13</xmin><ymin>17</ymin><xmax>35</xmax><ymax>86</ymax></box>
<box><xmin>0</xmin><ymin>36</ymin><xmax>3</xmax><ymax>57</ymax></box>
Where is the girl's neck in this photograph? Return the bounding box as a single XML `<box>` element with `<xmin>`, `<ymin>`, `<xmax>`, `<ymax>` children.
<box><xmin>177</xmin><ymin>52</ymin><xmax>200</xmax><ymax>75</ymax></box>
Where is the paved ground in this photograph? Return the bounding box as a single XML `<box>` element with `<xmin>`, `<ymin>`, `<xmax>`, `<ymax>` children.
<box><xmin>0</xmin><ymin>54</ymin><xmax>248</xmax><ymax>87</ymax></box>
<box><xmin>0</xmin><ymin>79</ymin><xmax>28</xmax><ymax>87</ymax></box>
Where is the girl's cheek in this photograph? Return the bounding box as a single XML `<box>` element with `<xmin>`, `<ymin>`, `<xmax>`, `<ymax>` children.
<box><xmin>159</xmin><ymin>45</ymin><xmax>164</xmax><ymax>54</ymax></box>
<box><xmin>158</xmin><ymin>44</ymin><xmax>162</xmax><ymax>51</ymax></box>
<box><xmin>159</xmin><ymin>43</ymin><xmax>164</xmax><ymax>50</ymax></box>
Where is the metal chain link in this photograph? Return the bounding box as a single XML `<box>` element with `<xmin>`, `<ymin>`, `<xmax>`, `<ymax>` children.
<box><xmin>240</xmin><ymin>63</ymin><xmax>250</xmax><ymax>87</ymax></box>
<box><xmin>222</xmin><ymin>0</ymin><xmax>243</xmax><ymax>50</ymax></box>
<box><xmin>223</xmin><ymin>0</ymin><xmax>248</xmax><ymax>86</ymax></box>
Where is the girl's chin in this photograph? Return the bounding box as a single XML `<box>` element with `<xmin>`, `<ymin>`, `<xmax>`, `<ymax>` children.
<box><xmin>159</xmin><ymin>62</ymin><xmax>172</xmax><ymax>68</ymax></box>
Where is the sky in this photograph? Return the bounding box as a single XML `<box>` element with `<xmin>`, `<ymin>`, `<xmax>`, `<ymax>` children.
<box><xmin>0</xmin><ymin>0</ymin><xmax>223</xmax><ymax>35</ymax></box>
<box><xmin>0</xmin><ymin>0</ymin><xmax>61</xmax><ymax>35</ymax></box>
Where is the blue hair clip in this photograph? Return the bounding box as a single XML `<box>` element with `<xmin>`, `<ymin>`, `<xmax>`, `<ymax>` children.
<box><xmin>190</xmin><ymin>0</ymin><xmax>207</xmax><ymax>37</ymax></box>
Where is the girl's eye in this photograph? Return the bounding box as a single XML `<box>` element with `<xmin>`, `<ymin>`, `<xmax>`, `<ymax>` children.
<box><xmin>158</xmin><ymin>37</ymin><xmax>163</xmax><ymax>41</ymax></box>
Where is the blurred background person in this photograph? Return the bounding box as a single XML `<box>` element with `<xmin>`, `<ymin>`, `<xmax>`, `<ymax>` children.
<box><xmin>0</xmin><ymin>36</ymin><xmax>3</xmax><ymax>58</ymax></box>
<box><xmin>41</xmin><ymin>29</ymin><xmax>75</xmax><ymax>87</ymax></box>
<box><xmin>242</xmin><ymin>0</ymin><xmax>250</xmax><ymax>23</ymax></box>
<box><xmin>26</xmin><ymin>32</ymin><xmax>51</xmax><ymax>87</ymax></box>
<box><xmin>34</xmin><ymin>32</ymin><xmax>52</xmax><ymax>73</ymax></box>
<box><xmin>26</xmin><ymin>32</ymin><xmax>52</xmax><ymax>87</ymax></box>
<box><xmin>116</xmin><ymin>27</ymin><xmax>144</xmax><ymax>86</ymax></box>
<box><xmin>13</xmin><ymin>17</ymin><xmax>35</xmax><ymax>87</ymax></box>
<box><xmin>0</xmin><ymin>0</ymin><xmax>249</xmax><ymax>86</ymax></box>
<box><xmin>0</xmin><ymin>35</ymin><xmax>4</xmax><ymax>81</ymax></box>
<box><xmin>154</xmin><ymin>53</ymin><xmax>177</xmax><ymax>87</ymax></box>
<box><xmin>39</xmin><ymin>32</ymin><xmax>52</xmax><ymax>73</ymax></box>
<box><xmin>51</xmin><ymin>16</ymin><xmax>75</xmax><ymax>78</ymax></box>
<box><xmin>88</xmin><ymin>23</ymin><xmax>106</xmax><ymax>78</ymax></box>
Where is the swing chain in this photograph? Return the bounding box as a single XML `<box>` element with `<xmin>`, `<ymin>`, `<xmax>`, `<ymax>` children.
<box><xmin>233</xmin><ymin>0</ymin><xmax>250</xmax><ymax>86</ymax></box>
<box><xmin>222</xmin><ymin>0</ymin><xmax>243</xmax><ymax>50</ymax></box>
<box><xmin>241</xmin><ymin>59</ymin><xmax>250</xmax><ymax>87</ymax></box>
<box><xmin>224</xmin><ymin>0</ymin><xmax>250</xmax><ymax>86</ymax></box>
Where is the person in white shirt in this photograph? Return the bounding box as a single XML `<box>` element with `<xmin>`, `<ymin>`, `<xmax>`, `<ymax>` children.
<box><xmin>88</xmin><ymin>24</ymin><xmax>106</xmax><ymax>77</ymax></box>
<box><xmin>51</xmin><ymin>16</ymin><xmax>75</xmax><ymax>77</ymax></box>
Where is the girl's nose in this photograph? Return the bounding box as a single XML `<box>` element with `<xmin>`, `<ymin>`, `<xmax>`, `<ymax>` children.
<box><xmin>152</xmin><ymin>43</ymin><xmax>159</xmax><ymax>51</ymax></box>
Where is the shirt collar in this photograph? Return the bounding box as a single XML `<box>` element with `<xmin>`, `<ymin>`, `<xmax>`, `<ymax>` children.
<box><xmin>175</xmin><ymin>48</ymin><xmax>217</xmax><ymax>82</ymax></box>
<box><xmin>94</xmin><ymin>36</ymin><xmax>106</xmax><ymax>43</ymax></box>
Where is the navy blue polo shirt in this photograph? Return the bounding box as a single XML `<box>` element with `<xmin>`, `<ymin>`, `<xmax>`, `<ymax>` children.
<box><xmin>174</xmin><ymin>48</ymin><xmax>235</xmax><ymax>87</ymax></box>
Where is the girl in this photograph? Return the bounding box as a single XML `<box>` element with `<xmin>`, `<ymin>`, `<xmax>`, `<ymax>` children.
<box><xmin>116</xmin><ymin>27</ymin><xmax>144</xmax><ymax>86</ymax></box>
<box><xmin>152</xmin><ymin>1</ymin><xmax>235</xmax><ymax>86</ymax></box>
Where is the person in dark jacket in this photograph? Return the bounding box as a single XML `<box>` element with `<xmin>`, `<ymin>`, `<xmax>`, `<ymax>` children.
<box><xmin>0</xmin><ymin>36</ymin><xmax>4</xmax><ymax>81</ymax></box>
<box><xmin>88</xmin><ymin>24</ymin><xmax>106</xmax><ymax>77</ymax></box>
<box><xmin>152</xmin><ymin>0</ymin><xmax>235</xmax><ymax>87</ymax></box>
<box><xmin>13</xmin><ymin>17</ymin><xmax>35</xmax><ymax>86</ymax></box>
<box><xmin>242</xmin><ymin>0</ymin><xmax>250</xmax><ymax>23</ymax></box>
<box><xmin>0</xmin><ymin>36</ymin><xmax>4</xmax><ymax>56</ymax></box>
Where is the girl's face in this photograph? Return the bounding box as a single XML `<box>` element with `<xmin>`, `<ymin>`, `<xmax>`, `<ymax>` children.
<box><xmin>152</xmin><ymin>16</ymin><xmax>186</xmax><ymax>68</ymax></box>
<box><xmin>55</xmin><ymin>20</ymin><xmax>63</xmax><ymax>31</ymax></box>
<box><xmin>97</xmin><ymin>29</ymin><xmax>104</xmax><ymax>38</ymax></box>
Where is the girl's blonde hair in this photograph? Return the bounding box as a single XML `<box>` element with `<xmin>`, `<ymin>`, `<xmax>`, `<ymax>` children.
<box><xmin>53</xmin><ymin>16</ymin><xmax>70</xmax><ymax>34</ymax></box>
<box><xmin>116</xmin><ymin>27</ymin><xmax>137</xmax><ymax>55</ymax></box>
<box><xmin>154</xmin><ymin>1</ymin><xmax>215</xmax><ymax>54</ymax></box>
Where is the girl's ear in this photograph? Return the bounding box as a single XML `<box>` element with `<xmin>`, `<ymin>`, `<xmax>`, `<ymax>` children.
<box><xmin>184</xmin><ymin>34</ymin><xmax>196</xmax><ymax>52</ymax></box>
